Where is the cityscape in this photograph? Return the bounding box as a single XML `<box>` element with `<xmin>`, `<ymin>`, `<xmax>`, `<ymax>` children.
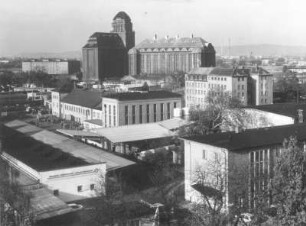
<box><xmin>1</xmin><ymin>0</ymin><xmax>306</xmax><ymax>225</ymax></box>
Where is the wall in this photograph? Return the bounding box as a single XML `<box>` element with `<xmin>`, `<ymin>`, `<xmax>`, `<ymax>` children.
<box><xmin>40</xmin><ymin>163</ymin><xmax>106</xmax><ymax>202</ymax></box>
<box><xmin>117</xmin><ymin>98</ymin><xmax>182</xmax><ymax>126</ymax></box>
<box><xmin>184</xmin><ymin>139</ymin><xmax>229</xmax><ymax>209</ymax></box>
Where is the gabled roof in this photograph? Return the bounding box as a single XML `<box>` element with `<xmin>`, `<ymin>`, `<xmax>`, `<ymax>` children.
<box><xmin>183</xmin><ymin>123</ymin><xmax>306</xmax><ymax>151</ymax></box>
<box><xmin>103</xmin><ymin>91</ymin><xmax>182</xmax><ymax>101</ymax></box>
<box><xmin>61</xmin><ymin>89</ymin><xmax>102</xmax><ymax>109</ymax></box>
<box><xmin>135</xmin><ymin>37</ymin><xmax>211</xmax><ymax>49</ymax></box>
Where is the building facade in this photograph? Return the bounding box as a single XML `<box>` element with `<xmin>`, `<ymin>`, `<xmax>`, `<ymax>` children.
<box><xmin>183</xmin><ymin>122</ymin><xmax>306</xmax><ymax>211</ymax></box>
<box><xmin>185</xmin><ymin>67</ymin><xmax>273</xmax><ymax>108</ymax></box>
<box><xmin>249</xmin><ymin>67</ymin><xmax>274</xmax><ymax>105</ymax></box>
<box><xmin>22</xmin><ymin>60</ymin><xmax>80</xmax><ymax>75</ymax></box>
<box><xmin>101</xmin><ymin>91</ymin><xmax>182</xmax><ymax>127</ymax></box>
<box><xmin>82</xmin><ymin>12</ymin><xmax>135</xmax><ymax>82</ymax></box>
<box><xmin>128</xmin><ymin>36</ymin><xmax>216</xmax><ymax>76</ymax></box>
<box><xmin>51</xmin><ymin>89</ymin><xmax>102</xmax><ymax>124</ymax></box>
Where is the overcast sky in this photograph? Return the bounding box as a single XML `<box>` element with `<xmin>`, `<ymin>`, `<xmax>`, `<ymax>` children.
<box><xmin>1</xmin><ymin>0</ymin><xmax>306</xmax><ymax>55</ymax></box>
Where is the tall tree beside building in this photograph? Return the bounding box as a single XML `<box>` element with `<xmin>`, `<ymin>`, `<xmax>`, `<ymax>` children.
<box><xmin>272</xmin><ymin>137</ymin><xmax>306</xmax><ymax>225</ymax></box>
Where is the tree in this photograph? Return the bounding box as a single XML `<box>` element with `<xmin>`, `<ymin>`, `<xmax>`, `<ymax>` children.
<box><xmin>272</xmin><ymin>136</ymin><xmax>306</xmax><ymax>225</ymax></box>
<box><xmin>184</xmin><ymin>154</ymin><xmax>253</xmax><ymax>226</ymax></box>
<box><xmin>274</xmin><ymin>72</ymin><xmax>300</xmax><ymax>102</ymax></box>
<box><xmin>180</xmin><ymin>90</ymin><xmax>245</xmax><ymax>137</ymax></box>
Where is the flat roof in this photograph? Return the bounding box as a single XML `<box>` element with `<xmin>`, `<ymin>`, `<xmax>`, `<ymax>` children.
<box><xmin>103</xmin><ymin>91</ymin><xmax>182</xmax><ymax>101</ymax></box>
<box><xmin>84</xmin><ymin>119</ymin><xmax>103</xmax><ymax>126</ymax></box>
<box><xmin>29</xmin><ymin>188</ymin><xmax>73</xmax><ymax>221</ymax></box>
<box><xmin>249</xmin><ymin>103</ymin><xmax>306</xmax><ymax>118</ymax></box>
<box><xmin>158</xmin><ymin>118</ymin><xmax>190</xmax><ymax>130</ymax></box>
<box><xmin>3</xmin><ymin>120</ymin><xmax>135</xmax><ymax>171</ymax></box>
<box><xmin>93</xmin><ymin>123</ymin><xmax>174</xmax><ymax>143</ymax></box>
<box><xmin>183</xmin><ymin>123</ymin><xmax>306</xmax><ymax>151</ymax></box>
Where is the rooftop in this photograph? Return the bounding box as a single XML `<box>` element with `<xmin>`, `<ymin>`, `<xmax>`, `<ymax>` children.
<box><xmin>188</xmin><ymin>67</ymin><xmax>214</xmax><ymax>75</ymax></box>
<box><xmin>92</xmin><ymin>123</ymin><xmax>175</xmax><ymax>143</ymax></box>
<box><xmin>3</xmin><ymin>120</ymin><xmax>135</xmax><ymax>171</ymax></box>
<box><xmin>103</xmin><ymin>91</ymin><xmax>182</xmax><ymax>101</ymax></box>
<box><xmin>113</xmin><ymin>11</ymin><xmax>131</xmax><ymax>22</ymax></box>
<box><xmin>84</xmin><ymin>119</ymin><xmax>103</xmax><ymax>126</ymax></box>
<box><xmin>183</xmin><ymin>123</ymin><xmax>306</xmax><ymax>151</ymax></box>
<box><xmin>29</xmin><ymin>187</ymin><xmax>73</xmax><ymax>221</ymax></box>
<box><xmin>250</xmin><ymin>103</ymin><xmax>306</xmax><ymax>118</ymax></box>
<box><xmin>209</xmin><ymin>67</ymin><xmax>249</xmax><ymax>77</ymax></box>
<box><xmin>134</xmin><ymin>37</ymin><xmax>212</xmax><ymax>49</ymax></box>
<box><xmin>83</xmin><ymin>32</ymin><xmax>125</xmax><ymax>49</ymax></box>
<box><xmin>61</xmin><ymin>89</ymin><xmax>102</xmax><ymax>109</ymax></box>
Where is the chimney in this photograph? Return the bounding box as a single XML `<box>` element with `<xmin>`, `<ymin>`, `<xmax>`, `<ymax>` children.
<box><xmin>153</xmin><ymin>34</ymin><xmax>157</xmax><ymax>40</ymax></box>
<box><xmin>191</xmin><ymin>33</ymin><xmax>194</xmax><ymax>38</ymax></box>
<box><xmin>298</xmin><ymin>109</ymin><xmax>303</xmax><ymax>123</ymax></box>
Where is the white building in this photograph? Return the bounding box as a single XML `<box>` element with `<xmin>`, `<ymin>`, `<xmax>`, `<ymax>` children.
<box><xmin>1</xmin><ymin>120</ymin><xmax>135</xmax><ymax>202</ymax></box>
<box><xmin>185</xmin><ymin>67</ymin><xmax>273</xmax><ymax>108</ymax></box>
<box><xmin>22</xmin><ymin>60</ymin><xmax>80</xmax><ymax>75</ymax></box>
<box><xmin>101</xmin><ymin>91</ymin><xmax>182</xmax><ymax>127</ymax></box>
<box><xmin>183</xmin><ymin>121</ymin><xmax>306</xmax><ymax>211</ymax></box>
<box><xmin>185</xmin><ymin>67</ymin><xmax>248</xmax><ymax>108</ymax></box>
<box><xmin>51</xmin><ymin>89</ymin><xmax>103</xmax><ymax>125</ymax></box>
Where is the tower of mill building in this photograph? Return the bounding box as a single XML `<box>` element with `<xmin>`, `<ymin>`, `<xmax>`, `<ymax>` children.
<box><xmin>82</xmin><ymin>11</ymin><xmax>135</xmax><ymax>82</ymax></box>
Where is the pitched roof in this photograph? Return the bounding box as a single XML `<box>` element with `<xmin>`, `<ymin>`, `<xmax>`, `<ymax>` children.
<box><xmin>134</xmin><ymin>37</ymin><xmax>211</xmax><ymax>49</ymax></box>
<box><xmin>61</xmin><ymin>89</ymin><xmax>101</xmax><ymax>109</ymax></box>
<box><xmin>183</xmin><ymin>123</ymin><xmax>306</xmax><ymax>151</ymax></box>
<box><xmin>209</xmin><ymin>67</ymin><xmax>249</xmax><ymax>77</ymax></box>
<box><xmin>3</xmin><ymin>120</ymin><xmax>135</xmax><ymax>171</ymax></box>
<box><xmin>103</xmin><ymin>91</ymin><xmax>182</xmax><ymax>101</ymax></box>
<box><xmin>83</xmin><ymin>32</ymin><xmax>125</xmax><ymax>49</ymax></box>
<box><xmin>250</xmin><ymin>103</ymin><xmax>306</xmax><ymax>118</ymax></box>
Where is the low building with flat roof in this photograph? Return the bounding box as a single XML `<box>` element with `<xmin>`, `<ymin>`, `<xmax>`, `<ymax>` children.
<box><xmin>102</xmin><ymin>91</ymin><xmax>182</xmax><ymax>127</ymax></box>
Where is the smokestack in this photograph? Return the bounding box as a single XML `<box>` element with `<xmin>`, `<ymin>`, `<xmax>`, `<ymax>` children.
<box><xmin>191</xmin><ymin>33</ymin><xmax>194</xmax><ymax>39</ymax></box>
<box><xmin>298</xmin><ymin>109</ymin><xmax>303</xmax><ymax>123</ymax></box>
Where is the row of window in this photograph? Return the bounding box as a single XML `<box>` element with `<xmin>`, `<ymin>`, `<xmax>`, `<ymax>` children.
<box><xmin>64</xmin><ymin>104</ymin><xmax>90</xmax><ymax>116</ymax></box>
<box><xmin>53</xmin><ymin>184</ymin><xmax>95</xmax><ymax>196</ymax></box>
<box><xmin>104</xmin><ymin>104</ymin><xmax>117</xmax><ymax>127</ymax></box>
<box><xmin>202</xmin><ymin>149</ymin><xmax>220</xmax><ymax>162</ymax></box>
<box><xmin>124</xmin><ymin>102</ymin><xmax>176</xmax><ymax>125</ymax></box>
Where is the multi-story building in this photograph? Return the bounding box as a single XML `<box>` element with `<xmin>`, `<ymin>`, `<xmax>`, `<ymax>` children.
<box><xmin>249</xmin><ymin>67</ymin><xmax>273</xmax><ymax>105</ymax></box>
<box><xmin>101</xmin><ymin>91</ymin><xmax>182</xmax><ymax>127</ymax></box>
<box><xmin>183</xmin><ymin>121</ymin><xmax>306</xmax><ymax>211</ymax></box>
<box><xmin>82</xmin><ymin>11</ymin><xmax>135</xmax><ymax>82</ymax></box>
<box><xmin>22</xmin><ymin>59</ymin><xmax>80</xmax><ymax>75</ymax></box>
<box><xmin>128</xmin><ymin>35</ymin><xmax>216</xmax><ymax>76</ymax></box>
<box><xmin>51</xmin><ymin>89</ymin><xmax>102</xmax><ymax>124</ymax></box>
<box><xmin>185</xmin><ymin>67</ymin><xmax>249</xmax><ymax>108</ymax></box>
<box><xmin>185</xmin><ymin>66</ymin><xmax>273</xmax><ymax>108</ymax></box>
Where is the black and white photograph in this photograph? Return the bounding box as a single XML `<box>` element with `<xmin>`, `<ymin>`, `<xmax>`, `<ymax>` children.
<box><xmin>1</xmin><ymin>0</ymin><xmax>306</xmax><ymax>225</ymax></box>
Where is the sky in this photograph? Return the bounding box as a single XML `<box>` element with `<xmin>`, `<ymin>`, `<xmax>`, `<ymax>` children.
<box><xmin>0</xmin><ymin>0</ymin><xmax>306</xmax><ymax>56</ymax></box>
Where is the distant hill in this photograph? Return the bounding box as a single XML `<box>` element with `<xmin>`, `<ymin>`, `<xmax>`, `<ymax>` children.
<box><xmin>215</xmin><ymin>44</ymin><xmax>306</xmax><ymax>57</ymax></box>
<box><xmin>16</xmin><ymin>51</ymin><xmax>82</xmax><ymax>59</ymax></box>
